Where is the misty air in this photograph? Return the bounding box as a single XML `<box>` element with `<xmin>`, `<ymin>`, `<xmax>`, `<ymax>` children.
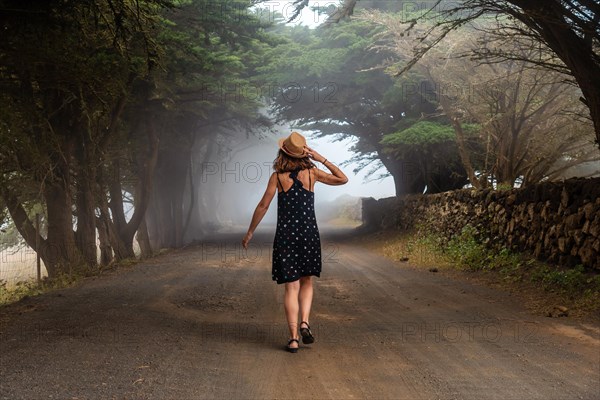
<box><xmin>1</xmin><ymin>1</ymin><xmax>599</xmax><ymax>398</ymax></box>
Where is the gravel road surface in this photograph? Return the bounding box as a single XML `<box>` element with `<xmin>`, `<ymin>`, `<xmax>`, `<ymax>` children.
<box><xmin>1</xmin><ymin>227</ymin><xmax>598</xmax><ymax>399</ymax></box>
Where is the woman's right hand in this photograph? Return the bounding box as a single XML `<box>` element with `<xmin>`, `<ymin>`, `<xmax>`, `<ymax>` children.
<box><xmin>304</xmin><ymin>145</ymin><xmax>325</xmax><ymax>163</ymax></box>
<box><xmin>242</xmin><ymin>231</ymin><xmax>252</xmax><ymax>249</ymax></box>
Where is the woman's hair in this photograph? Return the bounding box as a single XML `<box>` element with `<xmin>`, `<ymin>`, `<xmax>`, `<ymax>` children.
<box><xmin>273</xmin><ymin>149</ymin><xmax>316</xmax><ymax>173</ymax></box>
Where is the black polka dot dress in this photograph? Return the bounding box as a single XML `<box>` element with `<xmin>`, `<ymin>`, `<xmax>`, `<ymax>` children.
<box><xmin>272</xmin><ymin>167</ymin><xmax>322</xmax><ymax>284</ymax></box>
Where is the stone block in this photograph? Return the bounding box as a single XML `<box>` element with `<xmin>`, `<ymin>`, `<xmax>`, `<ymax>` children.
<box><xmin>578</xmin><ymin>246</ymin><xmax>596</xmax><ymax>266</ymax></box>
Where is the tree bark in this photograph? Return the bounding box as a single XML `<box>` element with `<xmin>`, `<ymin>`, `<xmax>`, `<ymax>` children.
<box><xmin>147</xmin><ymin>129</ymin><xmax>191</xmax><ymax>247</ymax></box>
<box><xmin>136</xmin><ymin>216</ymin><xmax>153</xmax><ymax>258</ymax></box>
<box><xmin>145</xmin><ymin>190</ymin><xmax>165</xmax><ymax>251</ymax></box>
<box><xmin>44</xmin><ymin>181</ymin><xmax>82</xmax><ymax>277</ymax></box>
<box><xmin>96</xmin><ymin>216</ymin><xmax>113</xmax><ymax>266</ymax></box>
<box><xmin>123</xmin><ymin>118</ymin><xmax>160</xmax><ymax>249</ymax></box>
<box><xmin>39</xmin><ymin>134</ymin><xmax>83</xmax><ymax>277</ymax></box>
<box><xmin>74</xmin><ymin>143</ymin><xmax>98</xmax><ymax>267</ymax></box>
<box><xmin>383</xmin><ymin>155</ymin><xmax>426</xmax><ymax>196</ymax></box>
<box><xmin>107</xmin><ymin>160</ymin><xmax>135</xmax><ymax>260</ymax></box>
<box><xmin>108</xmin><ymin>158</ymin><xmax>129</xmax><ymax>243</ymax></box>
<box><xmin>106</xmin><ymin>117</ymin><xmax>160</xmax><ymax>257</ymax></box>
<box><xmin>182</xmin><ymin>152</ymin><xmax>196</xmax><ymax>241</ymax></box>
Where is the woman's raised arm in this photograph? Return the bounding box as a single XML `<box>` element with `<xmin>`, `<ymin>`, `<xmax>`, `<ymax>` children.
<box><xmin>304</xmin><ymin>145</ymin><xmax>348</xmax><ymax>185</ymax></box>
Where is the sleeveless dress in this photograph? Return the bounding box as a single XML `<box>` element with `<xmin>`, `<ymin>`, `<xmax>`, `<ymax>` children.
<box><xmin>272</xmin><ymin>167</ymin><xmax>322</xmax><ymax>284</ymax></box>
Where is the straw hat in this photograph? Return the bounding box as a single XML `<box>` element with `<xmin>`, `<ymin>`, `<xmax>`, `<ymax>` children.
<box><xmin>278</xmin><ymin>131</ymin><xmax>308</xmax><ymax>158</ymax></box>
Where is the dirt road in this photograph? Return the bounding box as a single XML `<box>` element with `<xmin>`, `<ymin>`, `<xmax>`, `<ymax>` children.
<box><xmin>1</xmin><ymin>227</ymin><xmax>598</xmax><ymax>399</ymax></box>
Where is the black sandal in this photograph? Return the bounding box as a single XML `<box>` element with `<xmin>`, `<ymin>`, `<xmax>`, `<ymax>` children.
<box><xmin>286</xmin><ymin>338</ymin><xmax>300</xmax><ymax>353</ymax></box>
<box><xmin>299</xmin><ymin>321</ymin><xmax>315</xmax><ymax>344</ymax></box>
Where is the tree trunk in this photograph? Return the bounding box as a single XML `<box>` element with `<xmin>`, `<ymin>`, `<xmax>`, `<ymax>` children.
<box><xmin>136</xmin><ymin>216</ymin><xmax>153</xmax><ymax>258</ymax></box>
<box><xmin>40</xmin><ymin>133</ymin><xmax>83</xmax><ymax>277</ymax></box>
<box><xmin>107</xmin><ymin>161</ymin><xmax>136</xmax><ymax>260</ymax></box>
<box><xmin>122</xmin><ymin>118</ymin><xmax>160</xmax><ymax>251</ymax></box>
<box><xmin>74</xmin><ymin>152</ymin><xmax>98</xmax><ymax>267</ymax></box>
<box><xmin>148</xmin><ymin>186</ymin><xmax>175</xmax><ymax>248</ymax></box>
<box><xmin>107</xmin><ymin>117</ymin><xmax>160</xmax><ymax>257</ymax></box>
<box><xmin>182</xmin><ymin>152</ymin><xmax>196</xmax><ymax>242</ymax></box>
<box><xmin>583</xmin><ymin>81</ymin><xmax>600</xmax><ymax>149</ymax></box>
<box><xmin>145</xmin><ymin>190</ymin><xmax>165</xmax><ymax>251</ymax></box>
<box><xmin>173</xmin><ymin>188</ymin><xmax>184</xmax><ymax>248</ymax></box>
<box><xmin>108</xmin><ymin>159</ymin><xmax>129</xmax><ymax>242</ymax></box>
<box><xmin>0</xmin><ymin>188</ymin><xmax>52</xmax><ymax>274</ymax></box>
<box><xmin>98</xmin><ymin>174</ymin><xmax>130</xmax><ymax>261</ymax></box>
<box><xmin>169</xmin><ymin>155</ymin><xmax>189</xmax><ymax>247</ymax></box>
<box><xmin>147</xmin><ymin>131</ymin><xmax>190</xmax><ymax>247</ymax></box>
<box><xmin>378</xmin><ymin>153</ymin><xmax>426</xmax><ymax>196</ymax></box>
<box><xmin>105</xmin><ymin>214</ymin><xmax>130</xmax><ymax>261</ymax></box>
<box><xmin>44</xmin><ymin>182</ymin><xmax>82</xmax><ymax>277</ymax></box>
<box><xmin>96</xmin><ymin>216</ymin><xmax>113</xmax><ymax>266</ymax></box>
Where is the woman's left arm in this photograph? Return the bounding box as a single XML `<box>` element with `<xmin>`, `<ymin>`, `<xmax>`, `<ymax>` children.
<box><xmin>242</xmin><ymin>172</ymin><xmax>278</xmax><ymax>249</ymax></box>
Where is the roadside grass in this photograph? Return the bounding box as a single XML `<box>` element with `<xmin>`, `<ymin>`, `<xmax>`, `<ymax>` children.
<box><xmin>445</xmin><ymin>226</ymin><xmax>600</xmax><ymax>300</ymax></box>
<box><xmin>362</xmin><ymin>225</ymin><xmax>600</xmax><ymax>318</ymax></box>
<box><xmin>0</xmin><ymin>272</ymin><xmax>81</xmax><ymax>305</ymax></box>
<box><xmin>0</xmin><ymin>257</ymin><xmax>142</xmax><ymax>306</ymax></box>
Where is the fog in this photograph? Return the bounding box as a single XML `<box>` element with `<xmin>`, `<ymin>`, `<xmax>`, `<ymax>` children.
<box><xmin>4</xmin><ymin>0</ymin><xmax>599</xmax><ymax>274</ymax></box>
<box><xmin>199</xmin><ymin>128</ymin><xmax>394</xmax><ymax>233</ymax></box>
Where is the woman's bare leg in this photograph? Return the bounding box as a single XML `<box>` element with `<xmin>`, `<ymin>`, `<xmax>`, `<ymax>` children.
<box><xmin>299</xmin><ymin>276</ymin><xmax>313</xmax><ymax>326</ymax></box>
<box><xmin>284</xmin><ymin>280</ymin><xmax>300</xmax><ymax>348</ymax></box>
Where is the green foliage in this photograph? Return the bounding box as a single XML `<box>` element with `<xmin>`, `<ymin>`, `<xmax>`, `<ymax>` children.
<box><xmin>257</xmin><ymin>15</ymin><xmax>452</xmax><ymax>193</ymax></box>
<box><xmin>378</xmin><ymin>121</ymin><xmax>481</xmax><ymax>193</ymax></box>
<box><xmin>443</xmin><ymin>225</ymin><xmax>600</xmax><ymax>296</ymax></box>
<box><xmin>407</xmin><ymin>231</ymin><xmax>446</xmax><ymax>261</ymax></box>
<box><xmin>383</xmin><ymin>224</ymin><xmax>599</xmax><ymax>299</ymax></box>
<box><xmin>381</xmin><ymin>121</ymin><xmax>480</xmax><ymax>149</ymax></box>
<box><xmin>0</xmin><ymin>269</ymin><xmax>83</xmax><ymax>306</ymax></box>
<box><xmin>0</xmin><ymin>0</ymin><xmax>280</xmax><ymax>273</ymax></box>
<box><xmin>445</xmin><ymin>225</ymin><xmax>490</xmax><ymax>270</ymax></box>
<box><xmin>530</xmin><ymin>264</ymin><xmax>600</xmax><ymax>293</ymax></box>
<box><xmin>496</xmin><ymin>183</ymin><xmax>514</xmax><ymax>191</ymax></box>
<box><xmin>446</xmin><ymin>225</ymin><xmax>525</xmax><ymax>278</ymax></box>
<box><xmin>381</xmin><ymin>121</ymin><xmax>455</xmax><ymax>146</ymax></box>
<box><xmin>0</xmin><ymin>280</ymin><xmax>45</xmax><ymax>305</ymax></box>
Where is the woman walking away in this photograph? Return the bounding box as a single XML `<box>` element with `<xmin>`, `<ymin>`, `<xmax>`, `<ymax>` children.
<box><xmin>242</xmin><ymin>131</ymin><xmax>348</xmax><ymax>353</ymax></box>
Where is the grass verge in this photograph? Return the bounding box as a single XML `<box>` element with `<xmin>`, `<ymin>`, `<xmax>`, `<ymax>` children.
<box><xmin>0</xmin><ymin>257</ymin><xmax>142</xmax><ymax>306</ymax></box>
<box><xmin>357</xmin><ymin>225</ymin><xmax>600</xmax><ymax>320</ymax></box>
<box><xmin>0</xmin><ymin>271</ymin><xmax>84</xmax><ymax>305</ymax></box>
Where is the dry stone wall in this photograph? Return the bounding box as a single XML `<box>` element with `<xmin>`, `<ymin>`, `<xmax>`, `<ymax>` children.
<box><xmin>361</xmin><ymin>177</ymin><xmax>600</xmax><ymax>270</ymax></box>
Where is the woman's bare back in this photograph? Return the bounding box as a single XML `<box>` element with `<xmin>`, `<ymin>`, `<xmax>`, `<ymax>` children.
<box><xmin>276</xmin><ymin>168</ymin><xmax>316</xmax><ymax>193</ymax></box>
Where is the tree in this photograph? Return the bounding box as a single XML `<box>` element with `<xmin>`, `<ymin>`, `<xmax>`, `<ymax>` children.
<box><xmin>259</xmin><ymin>17</ymin><xmax>471</xmax><ymax>195</ymax></box>
<box><xmin>0</xmin><ymin>0</ymin><xmax>276</xmax><ymax>276</ymax></box>
<box><xmin>380</xmin><ymin>121</ymin><xmax>481</xmax><ymax>192</ymax></box>
<box><xmin>361</xmin><ymin>10</ymin><xmax>599</xmax><ymax>188</ymax></box>
<box><xmin>141</xmin><ymin>0</ymin><xmax>277</xmax><ymax>249</ymax></box>
<box><xmin>0</xmin><ymin>0</ymin><xmax>169</xmax><ymax>276</ymax></box>
<box><xmin>291</xmin><ymin>0</ymin><xmax>600</xmax><ymax>148</ymax></box>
